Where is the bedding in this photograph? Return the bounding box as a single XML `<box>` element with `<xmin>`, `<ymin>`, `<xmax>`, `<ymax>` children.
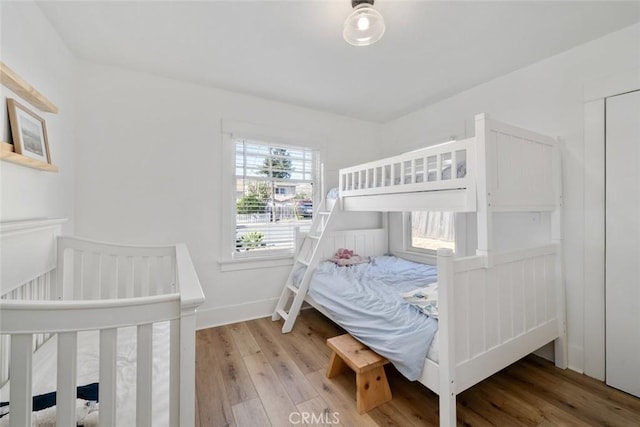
<box><xmin>296</xmin><ymin>255</ymin><xmax>439</xmax><ymax>380</ymax></box>
<box><xmin>0</xmin><ymin>323</ymin><xmax>171</xmax><ymax>426</ymax></box>
<box><xmin>402</xmin><ymin>283</ymin><xmax>439</xmax><ymax>319</ymax></box>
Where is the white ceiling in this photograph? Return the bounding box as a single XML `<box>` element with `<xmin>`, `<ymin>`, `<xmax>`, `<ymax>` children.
<box><xmin>37</xmin><ymin>1</ymin><xmax>639</xmax><ymax>123</ymax></box>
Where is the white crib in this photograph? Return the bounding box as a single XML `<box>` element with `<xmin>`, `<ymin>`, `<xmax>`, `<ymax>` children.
<box><xmin>0</xmin><ymin>219</ymin><xmax>204</xmax><ymax>426</ymax></box>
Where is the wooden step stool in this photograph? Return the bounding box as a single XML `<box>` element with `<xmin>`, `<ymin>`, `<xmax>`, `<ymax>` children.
<box><xmin>326</xmin><ymin>334</ymin><xmax>392</xmax><ymax>414</ymax></box>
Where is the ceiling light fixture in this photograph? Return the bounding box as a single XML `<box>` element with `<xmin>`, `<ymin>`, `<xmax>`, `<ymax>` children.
<box><xmin>343</xmin><ymin>0</ymin><xmax>385</xmax><ymax>47</ymax></box>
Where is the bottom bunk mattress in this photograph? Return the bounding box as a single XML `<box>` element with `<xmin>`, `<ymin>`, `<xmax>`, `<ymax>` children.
<box><xmin>0</xmin><ymin>322</ymin><xmax>171</xmax><ymax>426</ymax></box>
<box><xmin>297</xmin><ymin>255</ymin><xmax>439</xmax><ymax>380</ymax></box>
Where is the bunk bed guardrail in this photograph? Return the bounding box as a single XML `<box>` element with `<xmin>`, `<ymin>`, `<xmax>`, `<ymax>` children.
<box><xmin>339</xmin><ymin>138</ymin><xmax>476</xmax><ymax>196</ymax></box>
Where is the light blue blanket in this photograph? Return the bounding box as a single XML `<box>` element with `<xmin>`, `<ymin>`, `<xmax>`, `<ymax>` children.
<box><xmin>300</xmin><ymin>255</ymin><xmax>438</xmax><ymax>380</ymax></box>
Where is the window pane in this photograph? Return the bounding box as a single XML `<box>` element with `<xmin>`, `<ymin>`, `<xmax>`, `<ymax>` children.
<box><xmin>410</xmin><ymin>211</ymin><xmax>455</xmax><ymax>252</ymax></box>
<box><xmin>234</xmin><ymin>139</ymin><xmax>316</xmax><ymax>255</ymax></box>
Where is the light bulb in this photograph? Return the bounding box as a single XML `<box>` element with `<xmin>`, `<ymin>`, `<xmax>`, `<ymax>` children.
<box><xmin>343</xmin><ymin>2</ymin><xmax>385</xmax><ymax>46</ymax></box>
<box><xmin>357</xmin><ymin>15</ymin><xmax>370</xmax><ymax>31</ymax></box>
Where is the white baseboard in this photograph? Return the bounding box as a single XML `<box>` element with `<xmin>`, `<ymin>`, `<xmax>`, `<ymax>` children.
<box><xmin>196</xmin><ymin>297</ymin><xmax>278</xmax><ymax>330</ymax></box>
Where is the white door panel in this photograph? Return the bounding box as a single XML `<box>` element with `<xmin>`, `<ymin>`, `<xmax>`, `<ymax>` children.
<box><xmin>606</xmin><ymin>89</ymin><xmax>640</xmax><ymax>397</ymax></box>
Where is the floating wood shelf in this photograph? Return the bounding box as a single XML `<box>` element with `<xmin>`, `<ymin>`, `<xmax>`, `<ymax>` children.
<box><xmin>0</xmin><ymin>62</ymin><xmax>58</xmax><ymax>114</ymax></box>
<box><xmin>0</xmin><ymin>142</ymin><xmax>58</xmax><ymax>172</ymax></box>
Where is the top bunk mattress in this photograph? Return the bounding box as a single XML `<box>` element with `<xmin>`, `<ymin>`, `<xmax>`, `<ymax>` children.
<box><xmin>296</xmin><ymin>255</ymin><xmax>439</xmax><ymax>380</ymax></box>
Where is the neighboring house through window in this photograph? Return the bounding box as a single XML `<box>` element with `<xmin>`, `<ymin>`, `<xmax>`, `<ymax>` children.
<box><xmin>232</xmin><ymin>138</ymin><xmax>317</xmax><ymax>257</ymax></box>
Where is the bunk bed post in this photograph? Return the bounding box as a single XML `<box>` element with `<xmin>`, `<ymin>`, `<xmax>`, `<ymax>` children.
<box><xmin>474</xmin><ymin>114</ymin><xmax>493</xmax><ymax>259</ymax></box>
<box><xmin>552</xmin><ymin>139</ymin><xmax>568</xmax><ymax>369</ymax></box>
<box><xmin>437</xmin><ymin>248</ymin><xmax>456</xmax><ymax>427</ymax></box>
<box><xmin>320</xmin><ymin>163</ymin><xmax>325</xmax><ymax>210</ymax></box>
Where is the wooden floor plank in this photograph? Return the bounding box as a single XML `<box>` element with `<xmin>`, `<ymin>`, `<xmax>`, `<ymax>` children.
<box><xmin>195</xmin><ymin>311</ymin><xmax>640</xmax><ymax>427</ymax></box>
<box><xmin>195</xmin><ymin>331</ymin><xmax>236</xmax><ymax>427</ymax></box>
<box><xmin>259</xmin><ymin>316</ymin><xmax>325</xmax><ymax>374</ymax></box>
<box><xmin>204</xmin><ymin>326</ymin><xmax>258</xmax><ymax>406</ymax></box>
<box><xmin>296</xmin><ymin>396</ymin><xmax>343</xmax><ymax>427</ymax></box>
<box><xmin>505</xmin><ymin>359</ymin><xmax>640</xmax><ymax>426</ymax></box>
<box><xmin>244</xmin><ymin>353</ymin><xmax>299</xmax><ymax>426</ymax></box>
<box><xmin>228</xmin><ymin>322</ymin><xmax>262</xmax><ymax>357</ymax></box>
<box><xmin>457</xmin><ymin>382</ymin><xmax>530</xmax><ymax>426</ymax></box>
<box><xmin>288</xmin><ymin>309</ymin><xmax>345</xmax><ymax>365</ymax></box>
<box><xmin>232</xmin><ymin>398</ymin><xmax>272</xmax><ymax>427</ymax></box>
<box><xmin>306</xmin><ymin>369</ymin><xmax>379</xmax><ymax>427</ymax></box>
<box><xmin>487</xmin><ymin>374</ymin><xmax>591</xmax><ymax>426</ymax></box>
<box><xmin>521</xmin><ymin>355</ymin><xmax>640</xmax><ymax>415</ymax></box>
<box><xmin>245</xmin><ymin>318</ymin><xmax>318</xmax><ymax>404</ymax></box>
<box><xmin>385</xmin><ymin>368</ymin><xmax>440</xmax><ymax>426</ymax></box>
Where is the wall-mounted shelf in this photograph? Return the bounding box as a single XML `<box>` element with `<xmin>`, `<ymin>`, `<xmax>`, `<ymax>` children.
<box><xmin>0</xmin><ymin>62</ymin><xmax>58</xmax><ymax>114</ymax></box>
<box><xmin>0</xmin><ymin>142</ymin><xmax>58</xmax><ymax>172</ymax></box>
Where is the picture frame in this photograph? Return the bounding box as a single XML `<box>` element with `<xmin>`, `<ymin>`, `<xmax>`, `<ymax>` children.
<box><xmin>7</xmin><ymin>98</ymin><xmax>51</xmax><ymax>164</ymax></box>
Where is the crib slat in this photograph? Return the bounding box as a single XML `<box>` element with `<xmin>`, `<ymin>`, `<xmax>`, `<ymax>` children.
<box><xmin>180</xmin><ymin>313</ymin><xmax>198</xmax><ymax>427</ymax></box>
<box><xmin>170</xmin><ymin>319</ymin><xmax>180</xmax><ymax>426</ymax></box>
<box><xmin>9</xmin><ymin>334</ymin><xmax>32</xmax><ymax>427</ymax></box>
<box><xmin>100</xmin><ymin>328</ymin><xmax>118</xmax><ymax>427</ymax></box>
<box><xmin>73</xmin><ymin>250</ymin><xmax>84</xmax><ymax>299</ymax></box>
<box><xmin>137</xmin><ymin>323</ymin><xmax>153</xmax><ymax>427</ymax></box>
<box><xmin>57</xmin><ymin>332</ymin><xmax>78</xmax><ymax>426</ymax></box>
<box><xmin>141</xmin><ymin>256</ymin><xmax>150</xmax><ymax>297</ymax></box>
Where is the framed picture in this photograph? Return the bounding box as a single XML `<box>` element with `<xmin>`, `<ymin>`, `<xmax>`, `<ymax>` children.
<box><xmin>7</xmin><ymin>98</ymin><xmax>51</xmax><ymax>164</ymax></box>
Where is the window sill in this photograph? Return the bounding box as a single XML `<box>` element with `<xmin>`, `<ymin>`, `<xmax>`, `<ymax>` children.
<box><xmin>218</xmin><ymin>254</ymin><xmax>294</xmax><ymax>272</ymax></box>
<box><xmin>394</xmin><ymin>250</ymin><xmax>437</xmax><ymax>265</ymax></box>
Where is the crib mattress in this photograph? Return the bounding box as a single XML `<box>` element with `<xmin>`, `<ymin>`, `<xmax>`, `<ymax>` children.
<box><xmin>0</xmin><ymin>322</ymin><xmax>171</xmax><ymax>426</ymax></box>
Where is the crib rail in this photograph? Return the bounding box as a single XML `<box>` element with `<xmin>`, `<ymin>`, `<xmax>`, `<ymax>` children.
<box><xmin>0</xmin><ymin>236</ymin><xmax>204</xmax><ymax>427</ymax></box>
<box><xmin>1</xmin><ymin>295</ymin><xmax>180</xmax><ymax>426</ymax></box>
<box><xmin>56</xmin><ymin>236</ymin><xmax>177</xmax><ymax>301</ymax></box>
<box><xmin>0</xmin><ymin>272</ymin><xmax>55</xmax><ymax>387</ymax></box>
<box><xmin>339</xmin><ymin>138</ymin><xmax>475</xmax><ymax>197</ymax></box>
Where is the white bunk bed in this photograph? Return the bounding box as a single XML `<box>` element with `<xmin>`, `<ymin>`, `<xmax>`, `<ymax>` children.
<box><xmin>0</xmin><ymin>219</ymin><xmax>205</xmax><ymax>426</ymax></box>
<box><xmin>274</xmin><ymin>114</ymin><xmax>566</xmax><ymax>426</ymax></box>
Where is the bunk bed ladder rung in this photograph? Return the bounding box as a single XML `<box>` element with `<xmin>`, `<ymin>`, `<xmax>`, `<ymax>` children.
<box><xmin>272</xmin><ymin>195</ymin><xmax>337</xmax><ymax>333</ymax></box>
<box><xmin>276</xmin><ymin>309</ymin><xmax>289</xmax><ymax>321</ymax></box>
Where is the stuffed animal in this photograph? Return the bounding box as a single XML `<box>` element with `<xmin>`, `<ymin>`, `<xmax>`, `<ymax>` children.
<box><xmin>335</xmin><ymin>248</ymin><xmax>354</xmax><ymax>259</ymax></box>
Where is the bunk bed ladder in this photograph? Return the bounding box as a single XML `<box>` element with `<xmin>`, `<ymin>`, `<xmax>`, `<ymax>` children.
<box><xmin>272</xmin><ymin>196</ymin><xmax>337</xmax><ymax>333</ymax></box>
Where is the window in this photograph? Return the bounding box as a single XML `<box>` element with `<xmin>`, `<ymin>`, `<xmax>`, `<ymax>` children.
<box><xmin>233</xmin><ymin>138</ymin><xmax>317</xmax><ymax>257</ymax></box>
<box><xmin>409</xmin><ymin>211</ymin><xmax>455</xmax><ymax>253</ymax></box>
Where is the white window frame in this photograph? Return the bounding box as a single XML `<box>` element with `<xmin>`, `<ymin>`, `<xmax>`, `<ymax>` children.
<box><xmin>219</xmin><ymin>120</ymin><xmax>324</xmax><ymax>271</ymax></box>
<box><xmin>402</xmin><ymin>211</ymin><xmax>468</xmax><ymax>258</ymax></box>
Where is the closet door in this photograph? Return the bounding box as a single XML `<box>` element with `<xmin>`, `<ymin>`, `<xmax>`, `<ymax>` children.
<box><xmin>606</xmin><ymin>89</ymin><xmax>640</xmax><ymax>397</ymax></box>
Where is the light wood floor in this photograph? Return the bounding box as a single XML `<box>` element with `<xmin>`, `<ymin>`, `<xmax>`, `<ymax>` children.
<box><xmin>195</xmin><ymin>308</ymin><xmax>640</xmax><ymax>426</ymax></box>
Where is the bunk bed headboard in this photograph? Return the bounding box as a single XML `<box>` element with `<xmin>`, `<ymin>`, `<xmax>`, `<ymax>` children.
<box><xmin>475</xmin><ymin>113</ymin><xmax>559</xmax><ymax>212</ymax></box>
<box><xmin>295</xmin><ymin>228</ymin><xmax>388</xmax><ymax>263</ymax></box>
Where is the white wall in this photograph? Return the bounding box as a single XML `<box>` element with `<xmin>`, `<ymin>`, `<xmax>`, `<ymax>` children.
<box><xmin>0</xmin><ymin>1</ymin><xmax>76</xmax><ymax>233</ymax></box>
<box><xmin>17</xmin><ymin>0</ymin><xmax>636</xmax><ymax>377</ymax></box>
<box><xmin>380</xmin><ymin>23</ymin><xmax>640</xmax><ymax>373</ymax></box>
<box><xmin>74</xmin><ymin>61</ymin><xmax>381</xmax><ymax>328</ymax></box>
